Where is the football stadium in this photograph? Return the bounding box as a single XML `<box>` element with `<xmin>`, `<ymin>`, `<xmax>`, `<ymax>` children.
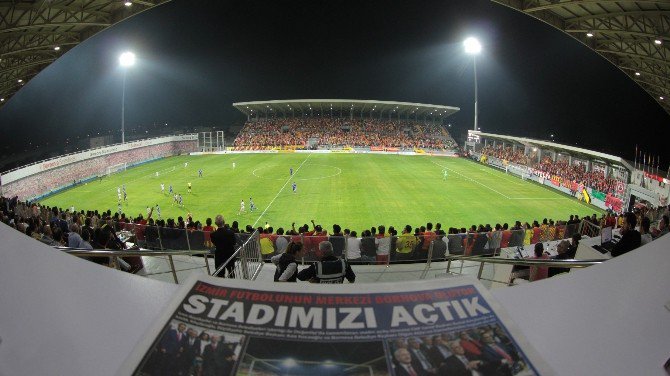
<box><xmin>0</xmin><ymin>1</ymin><xmax>669</xmax><ymax>376</ymax></box>
<box><xmin>29</xmin><ymin>99</ymin><xmax>607</xmax><ymax>231</ymax></box>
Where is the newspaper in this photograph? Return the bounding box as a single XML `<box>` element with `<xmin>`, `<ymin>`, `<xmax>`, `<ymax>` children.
<box><xmin>118</xmin><ymin>275</ymin><xmax>553</xmax><ymax>375</ymax></box>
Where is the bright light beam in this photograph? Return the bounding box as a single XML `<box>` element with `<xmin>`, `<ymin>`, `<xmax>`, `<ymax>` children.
<box><xmin>119</xmin><ymin>51</ymin><xmax>136</xmax><ymax>67</ymax></box>
<box><xmin>463</xmin><ymin>37</ymin><xmax>482</xmax><ymax>55</ymax></box>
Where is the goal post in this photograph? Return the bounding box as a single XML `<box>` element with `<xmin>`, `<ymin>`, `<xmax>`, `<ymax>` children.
<box><xmin>106</xmin><ymin>163</ymin><xmax>127</xmax><ymax>176</ymax></box>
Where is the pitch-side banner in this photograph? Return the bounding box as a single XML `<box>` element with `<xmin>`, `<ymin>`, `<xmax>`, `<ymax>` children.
<box><xmin>118</xmin><ymin>275</ymin><xmax>552</xmax><ymax>376</ymax></box>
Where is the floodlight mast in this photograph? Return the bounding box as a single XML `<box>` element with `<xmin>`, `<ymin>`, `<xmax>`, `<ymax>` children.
<box><xmin>119</xmin><ymin>51</ymin><xmax>135</xmax><ymax>144</ymax></box>
<box><xmin>464</xmin><ymin>37</ymin><xmax>482</xmax><ymax>132</ymax></box>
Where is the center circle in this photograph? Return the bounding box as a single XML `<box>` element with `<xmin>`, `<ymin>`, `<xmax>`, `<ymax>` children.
<box><xmin>252</xmin><ymin>163</ymin><xmax>342</xmax><ymax>181</ymax></box>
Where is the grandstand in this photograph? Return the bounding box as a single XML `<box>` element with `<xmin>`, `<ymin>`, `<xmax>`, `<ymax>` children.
<box><xmin>232</xmin><ymin>99</ymin><xmax>460</xmax><ymax>152</ymax></box>
<box><xmin>466</xmin><ymin>130</ymin><xmax>670</xmax><ymax>214</ymax></box>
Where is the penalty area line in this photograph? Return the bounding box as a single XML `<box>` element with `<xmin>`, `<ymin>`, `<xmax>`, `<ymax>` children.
<box><xmin>252</xmin><ymin>153</ymin><xmax>312</xmax><ymax>228</ymax></box>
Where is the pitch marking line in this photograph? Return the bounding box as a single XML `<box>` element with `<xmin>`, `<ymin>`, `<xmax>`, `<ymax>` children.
<box><xmin>252</xmin><ymin>164</ymin><xmax>341</xmax><ymax>181</ymax></box>
<box><xmin>431</xmin><ymin>160</ymin><xmax>512</xmax><ymax>199</ymax></box>
<box><xmin>252</xmin><ymin>153</ymin><xmax>312</xmax><ymax>227</ymax></box>
<box><xmin>478</xmin><ymin>167</ymin><xmax>524</xmax><ymax>186</ymax></box>
<box><xmin>101</xmin><ymin>165</ymin><xmax>180</xmax><ymax>194</ymax></box>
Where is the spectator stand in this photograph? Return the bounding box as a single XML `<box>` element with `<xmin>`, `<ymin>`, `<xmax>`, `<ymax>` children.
<box><xmin>0</xmin><ymin>134</ymin><xmax>198</xmax><ymax>202</ymax></box>
<box><xmin>231</xmin><ymin>99</ymin><xmax>460</xmax><ymax>153</ymax></box>
<box><xmin>465</xmin><ymin>131</ymin><xmax>631</xmax><ymax>213</ymax></box>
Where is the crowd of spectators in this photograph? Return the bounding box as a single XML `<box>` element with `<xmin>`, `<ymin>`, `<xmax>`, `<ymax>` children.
<box><xmin>480</xmin><ymin>145</ymin><xmax>625</xmax><ymax>196</ymax></box>
<box><xmin>1</xmin><ymin>140</ymin><xmax>197</xmax><ymax>201</ymax></box>
<box><xmin>233</xmin><ymin>118</ymin><xmax>457</xmax><ymax>150</ymax></box>
<box><xmin>480</xmin><ymin>145</ymin><xmax>530</xmax><ymax>165</ymax></box>
<box><xmin>3</xmin><ymin>194</ymin><xmax>666</xmax><ymax>278</ymax></box>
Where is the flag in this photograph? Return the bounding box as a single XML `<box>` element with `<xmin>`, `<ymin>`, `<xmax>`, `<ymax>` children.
<box><xmin>646</xmin><ymin>153</ymin><xmax>649</xmax><ymax>172</ymax></box>
<box><xmin>634</xmin><ymin>145</ymin><xmax>638</xmax><ymax>169</ymax></box>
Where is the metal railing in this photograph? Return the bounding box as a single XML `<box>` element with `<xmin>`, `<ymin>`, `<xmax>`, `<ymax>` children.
<box><xmin>59</xmin><ymin>239</ymin><xmax>603</xmax><ymax>287</ymax></box>
<box><xmin>442</xmin><ymin>254</ymin><xmax>603</xmax><ymax>287</ymax></box>
<box><xmin>214</xmin><ymin>230</ymin><xmax>264</xmax><ymax>281</ymax></box>
<box><xmin>61</xmin><ymin>247</ymin><xmax>211</xmax><ymax>284</ymax></box>
<box><xmin>57</xmin><ymin>220</ymin><xmax>608</xmax><ymax>286</ymax></box>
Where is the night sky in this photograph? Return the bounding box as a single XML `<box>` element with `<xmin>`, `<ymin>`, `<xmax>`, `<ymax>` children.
<box><xmin>0</xmin><ymin>0</ymin><xmax>667</xmax><ymax>169</ymax></box>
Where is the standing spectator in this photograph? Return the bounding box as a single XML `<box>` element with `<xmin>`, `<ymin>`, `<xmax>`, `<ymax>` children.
<box><xmin>274</xmin><ymin>228</ymin><xmax>289</xmax><ymax>254</ymax></box>
<box><xmin>360</xmin><ymin>229</ymin><xmax>376</xmax><ymax>260</ymax></box>
<box><xmin>345</xmin><ymin>230</ymin><xmax>363</xmax><ymax>263</ymax></box>
<box><xmin>329</xmin><ymin>224</ymin><xmax>346</xmax><ymax>256</ymax></box>
<box><xmin>211</xmin><ymin>215</ymin><xmax>237</xmax><ymax>278</ymax></box>
<box><xmin>396</xmin><ymin>225</ymin><xmax>417</xmax><ymax>261</ymax></box>
<box><xmin>202</xmin><ymin>218</ymin><xmax>214</xmax><ymax>249</ymax></box>
<box><xmin>375</xmin><ymin>225</ymin><xmax>391</xmax><ymax>264</ymax></box>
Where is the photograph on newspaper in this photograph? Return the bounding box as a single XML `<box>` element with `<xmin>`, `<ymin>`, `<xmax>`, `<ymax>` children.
<box><xmin>120</xmin><ymin>275</ymin><xmax>552</xmax><ymax>375</ymax></box>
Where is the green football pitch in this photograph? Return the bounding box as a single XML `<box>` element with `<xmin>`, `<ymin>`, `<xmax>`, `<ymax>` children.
<box><xmin>40</xmin><ymin>153</ymin><xmax>603</xmax><ymax>231</ymax></box>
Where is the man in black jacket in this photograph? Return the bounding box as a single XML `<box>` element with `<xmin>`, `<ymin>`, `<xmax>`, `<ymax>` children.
<box><xmin>211</xmin><ymin>214</ymin><xmax>237</xmax><ymax>278</ymax></box>
<box><xmin>611</xmin><ymin>212</ymin><xmax>641</xmax><ymax>257</ymax></box>
<box><xmin>297</xmin><ymin>241</ymin><xmax>355</xmax><ymax>283</ymax></box>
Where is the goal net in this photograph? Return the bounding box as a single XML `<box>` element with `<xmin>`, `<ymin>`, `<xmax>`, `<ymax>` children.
<box><xmin>106</xmin><ymin>163</ymin><xmax>127</xmax><ymax>176</ymax></box>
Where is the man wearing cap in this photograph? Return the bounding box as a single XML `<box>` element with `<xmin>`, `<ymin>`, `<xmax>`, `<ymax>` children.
<box><xmin>297</xmin><ymin>241</ymin><xmax>355</xmax><ymax>283</ymax></box>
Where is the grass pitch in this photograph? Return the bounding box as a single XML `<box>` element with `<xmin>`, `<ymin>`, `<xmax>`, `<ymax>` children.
<box><xmin>41</xmin><ymin>153</ymin><xmax>603</xmax><ymax>231</ymax></box>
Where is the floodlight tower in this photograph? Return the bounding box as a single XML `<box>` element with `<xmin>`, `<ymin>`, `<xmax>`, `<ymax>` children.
<box><xmin>464</xmin><ymin>37</ymin><xmax>482</xmax><ymax>132</ymax></box>
<box><xmin>119</xmin><ymin>51</ymin><xmax>136</xmax><ymax>144</ymax></box>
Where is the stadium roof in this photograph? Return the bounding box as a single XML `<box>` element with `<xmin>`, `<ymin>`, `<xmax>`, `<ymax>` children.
<box><xmin>232</xmin><ymin>99</ymin><xmax>459</xmax><ymax>120</ymax></box>
<box><xmin>474</xmin><ymin>131</ymin><xmax>633</xmax><ymax>170</ymax></box>
<box><xmin>0</xmin><ymin>0</ymin><xmax>170</xmax><ymax>109</ymax></box>
<box><xmin>492</xmin><ymin>0</ymin><xmax>670</xmax><ymax>114</ymax></box>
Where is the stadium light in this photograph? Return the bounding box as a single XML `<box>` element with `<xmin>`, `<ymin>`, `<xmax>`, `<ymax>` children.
<box><xmin>119</xmin><ymin>51</ymin><xmax>135</xmax><ymax>144</ymax></box>
<box><xmin>464</xmin><ymin>37</ymin><xmax>482</xmax><ymax>131</ymax></box>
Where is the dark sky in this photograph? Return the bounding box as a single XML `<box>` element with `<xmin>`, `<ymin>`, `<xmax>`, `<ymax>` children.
<box><xmin>0</xmin><ymin>0</ymin><xmax>668</xmax><ymax>167</ymax></box>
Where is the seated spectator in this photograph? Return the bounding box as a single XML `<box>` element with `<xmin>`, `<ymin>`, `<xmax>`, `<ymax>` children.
<box><xmin>297</xmin><ymin>241</ymin><xmax>355</xmax><ymax>283</ymax></box>
<box><xmin>611</xmin><ymin>212</ymin><xmax>641</xmax><ymax>257</ymax></box>
<box><xmin>67</xmin><ymin>223</ymin><xmax>92</xmax><ymax>250</ymax></box>
<box><xmin>549</xmin><ymin>240</ymin><xmax>572</xmax><ymax>277</ymax></box>
<box><xmin>271</xmin><ymin>242</ymin><xmax>303</xmax><ymax>282</ymax></box>
<box><xmin>529</xmin><ymin>242</ymin><xmax>549</xmax><ymax>281</ymax></box>
<box><xmin>639</xmin><ymin>217</ymin><xmax>652</xmax><ymax>246</ymax></box>
<box><xmin>652</xmin><ymin>215</ymin><xmax>669</xmax><ymax>239</ymax></box>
